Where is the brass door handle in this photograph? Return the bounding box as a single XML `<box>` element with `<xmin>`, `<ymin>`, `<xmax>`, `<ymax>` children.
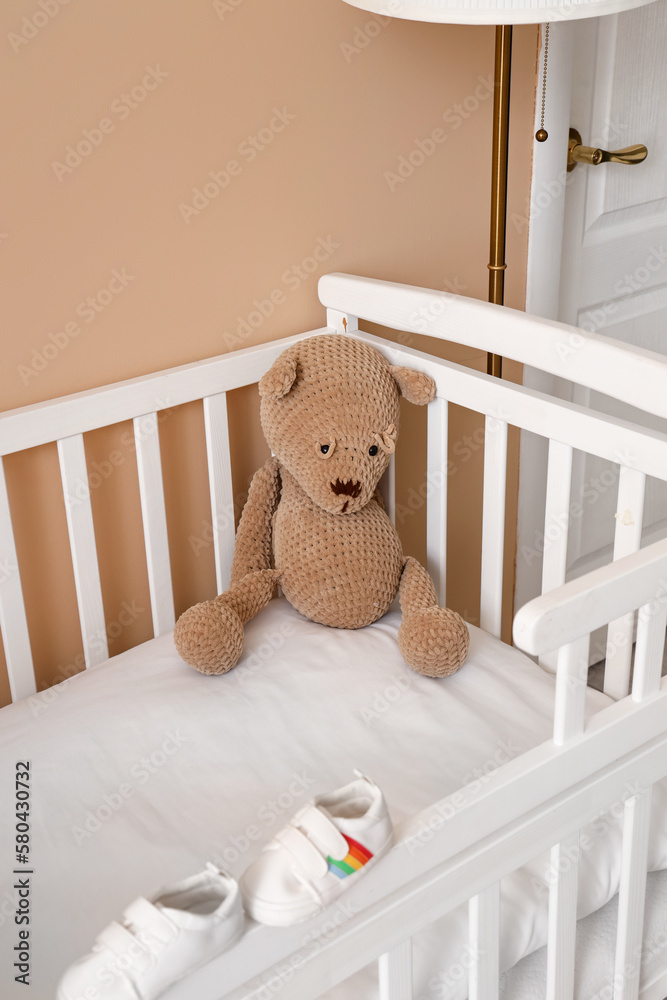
<box><xmin>567</xmin><ymin>128</ymin><xmax>648</xmax><ymax>172</ymax></box>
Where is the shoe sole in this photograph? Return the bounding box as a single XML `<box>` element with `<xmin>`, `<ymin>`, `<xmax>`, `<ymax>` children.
<box><xmin>245</xmin><ymin>833</ymin><xmax>395</xmax><ymax>927</ymax></box>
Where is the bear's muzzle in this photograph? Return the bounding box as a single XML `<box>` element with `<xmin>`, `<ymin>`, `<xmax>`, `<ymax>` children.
<box><xmin>331</xmin><ymin>479</ymin><xmax>361</xmax><ymax>498</ymax></box>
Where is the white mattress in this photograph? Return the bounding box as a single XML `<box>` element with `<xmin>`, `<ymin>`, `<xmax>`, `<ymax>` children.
<box><xmin>1</xmin><ymin>597</ymin><xmax>666</xmax><ymax>1000</ymax></box>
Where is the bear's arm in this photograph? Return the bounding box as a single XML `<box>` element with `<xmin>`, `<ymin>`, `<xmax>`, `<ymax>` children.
<box><xmin>230</xmin><ymin>456</ymin><xmax>281</xmax><ymax>585</ymax></box>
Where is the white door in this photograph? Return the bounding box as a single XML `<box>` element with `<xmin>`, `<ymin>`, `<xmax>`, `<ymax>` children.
<box><xmin>516</xmin><ymin>3</ymin><xmax>667</xmax><ymax>689</ymax></box>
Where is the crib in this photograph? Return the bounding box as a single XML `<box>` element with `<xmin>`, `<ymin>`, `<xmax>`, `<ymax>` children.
<box><xmin>1</xmin><ymin>272</ymin><xmax>667</xmax><ymax>1000</ymax></box>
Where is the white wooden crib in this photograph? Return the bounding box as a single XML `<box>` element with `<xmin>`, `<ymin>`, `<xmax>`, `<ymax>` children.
<box><xmin>1</xmin><ymin>272</ymin><xmax>667</xmax><ymax>1000</ymax></box>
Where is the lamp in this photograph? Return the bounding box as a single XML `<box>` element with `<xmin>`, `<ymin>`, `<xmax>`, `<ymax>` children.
<box><xmin>342</xmin><ymin>0</ymin><xmax>657</xmax><ymax>376</ymax></box>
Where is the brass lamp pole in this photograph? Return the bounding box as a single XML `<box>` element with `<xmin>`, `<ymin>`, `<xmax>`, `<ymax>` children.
<box><xmin>486</xmin><ymin>25</ymin><xmax>512</xmax><ymax>379</ymax></box>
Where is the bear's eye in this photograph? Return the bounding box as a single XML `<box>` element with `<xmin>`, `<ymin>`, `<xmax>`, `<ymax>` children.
<box><xmin>369</xmin><ymin>444</ymin><xmax>379</xmax><ymax>456</ymax></box>
<box><xmin>320</xmin><ymin>444</ymin><xmax>329</xmax><ymax>454</ymax></box>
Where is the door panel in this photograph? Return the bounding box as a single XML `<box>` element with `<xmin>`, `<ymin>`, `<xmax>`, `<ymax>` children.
<box><xmin>517</xmin><ymin>8</ymin><xmax>667</xmax><ymax>669</ymax></box>
<box><xmin>558</xmin><ymin>4</ymin><xmax>667</xmax><ymax>583</ymax></box>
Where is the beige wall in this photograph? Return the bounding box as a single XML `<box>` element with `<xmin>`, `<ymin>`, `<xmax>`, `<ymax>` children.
<box><xmin>0</xmin><ymin>0</ymin><xmax>537</xmax><ymax>706</ymax></box>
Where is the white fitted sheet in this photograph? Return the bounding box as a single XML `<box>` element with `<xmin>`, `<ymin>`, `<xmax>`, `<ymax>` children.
<box><xmin>0</xmin><ymin>597</ymin><xmax>666</xmax><ymax>1000</ymax></box>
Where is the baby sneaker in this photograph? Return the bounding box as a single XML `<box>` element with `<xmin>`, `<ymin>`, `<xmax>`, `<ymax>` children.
<box><xmin>241</xmin><ymin>770</ymin><xmax>394</xmax><ymax>926</ymax></box>
<box><xmin>57</xmin><ymin>864</ymin><xmax>243</xmax><ymax>1000</ymax></box>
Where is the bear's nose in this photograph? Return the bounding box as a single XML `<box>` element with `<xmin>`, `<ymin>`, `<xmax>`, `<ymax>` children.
<box><xmin>331</xmin><ymin>479</ymin><xmax>361</xmax><ymax>498</ymax></box>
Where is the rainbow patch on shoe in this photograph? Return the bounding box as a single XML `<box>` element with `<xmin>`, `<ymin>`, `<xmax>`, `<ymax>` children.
<box><xmin>326</xmin><ymin>835</ymin><xmax>373</xmax><ymax>879</ymax></box>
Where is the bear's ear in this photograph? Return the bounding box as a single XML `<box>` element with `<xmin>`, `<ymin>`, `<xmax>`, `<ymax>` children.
<box><xmin>389</xmin><ymin>365</ymin><xmax>436</xmax><ymax>406</ymax></box>
<box><xmin>259</xmin><ymin>354</ymin><xmax>298</xmax><ymax>399</ymax></box>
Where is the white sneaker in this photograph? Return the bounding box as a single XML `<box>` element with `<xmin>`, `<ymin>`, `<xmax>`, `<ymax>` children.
<box><xmin>57</xmin><ymin>864</ymin><xmax>243</xmax><ymax>1000</ymax></box>
<box><xmin>240</xmin><ymin>771</ymin><xmax>394</xmax><ymax>926</ymax></box>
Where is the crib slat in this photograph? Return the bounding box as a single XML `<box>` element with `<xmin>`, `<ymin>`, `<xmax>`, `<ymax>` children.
<box><xmin>469</xmin><ymin>883</ymin><xmax>500</xmax><ymax>1000</ymax></box>
<box><xmin>613</xmin><ymin>789</ymin><xmax>652</xmax><ymax>1000</ymax></box>
<box><xmin>0</xmin><ymin>458</ymin><xmax>36</xmax><ymax>701</ymax></box>
<box><xmin>133</xmin><ymin>413</ymin><xmax>175</xmax><ymax>635</ymax></box>
<box><xmin>553</xmin><ymin>635</ymin><xmax>589</xmax><ymax>745</ymax></box>
<box><xmin>632</xmin><ymin>599</ymin><xmax>667</xmax><ymax>702</ymax></box>
<box><xmin>379</xmin><ymin>455</ymin><xmax>396</xmax><ymax>526</ymax></box>
<box><xmin>203</xmin><ymin>393</ymin><xmax>235</xmax><ymax>594</ymax></box>
<box><xmin>58</xmin><ymin>434</ymin><xmax>108</xmax><ymax>666</ymax></box>
<box><xmin>546</xmin><ymin>831</ymin><xmax>580</xmax><ymax>1000</ymax></box>
<box><xmin>540</xmin><ymin>442</ymin><xmax>573</xmax><ymax>672</ymax></box>
<box><xmin>549</xmin><ymin>631</ymin><xmax>588</xmax><ymax>1000</ymax></box>
<box><xmin>480</xmin><ymin>417</ymin><xmax>508</xmax><ymax>637</ymax></box>
<box><xmin>426</xmin><ymin>396</ymin><xmax>448</xmax><ymax>606</ymax></box>
<box><xmin>616</xmin><ymin>606</ymin><xmax>662</xmax><ymax>1000</ymax></box>
<box><xmin>378</xmin><ymin>938</ymin><xmax>412</xmax><ymax>1000</ymax></box>
<box><xmin>325</xmin><ymin>308</ymin><xmax>358</xmax><ymax>334</ymax></box>
<box><xmin>541</xmin><ymin>441</ymin><xmax>573</xmax><ymax>595</ymax></box>
<box><xmin>604</xmin><ymin>467</ymin><xmax>646</xmax><ymax>700</ymax></box>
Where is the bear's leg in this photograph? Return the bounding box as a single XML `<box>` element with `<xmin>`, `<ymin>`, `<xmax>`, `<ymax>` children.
<box><xmin>174</xmin><ymin>569</ymin><xmax>281</xmax><ymax>675</ymax></box>
<box><xmin>398</xmin><ymin>556</ymin><xmax>469</xmax><ymax>678</ymax></box>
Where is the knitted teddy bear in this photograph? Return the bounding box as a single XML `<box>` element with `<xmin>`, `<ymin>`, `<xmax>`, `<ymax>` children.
<box><xmin>174</xmin><ymin>334</ymin><xmax>470</xmax><ymax>678</ymax></box>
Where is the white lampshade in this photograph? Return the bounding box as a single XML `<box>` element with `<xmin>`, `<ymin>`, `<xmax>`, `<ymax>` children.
<box><xmin>342</xmin><ymin>0</ymin><xmax>659</xmax><ymax>25</ymax></box>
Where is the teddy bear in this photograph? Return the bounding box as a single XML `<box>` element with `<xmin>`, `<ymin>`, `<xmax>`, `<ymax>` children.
<box><xmin>174</xmin><ymin>334</ymin><xmax>470</xmax><ymax>678</ymax></box>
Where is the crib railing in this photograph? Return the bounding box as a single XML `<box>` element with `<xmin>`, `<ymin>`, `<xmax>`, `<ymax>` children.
<box><xmin>515</xmin><ymin>539</ymin><xmax>667</xmax><ymax>1000</ymax></box>
<box><xmin>320</xmin><ymin>273</ymin><xmax>667</xmax><ymax>702</ymax></box>
<box><xmin>0</xmin><ymin>331</ymin><xmax>324</xmax><ymax>700</ymax></box>
<box><xmin>159</xmin><ymin>538</ymin><xmax>667</xmax><ymax>1000</ymax></box>
<box><xmin>3</xmin><ymin>278</ymin><xmax>667</xmax><ymax>705</ymax></box>
<box><xmin>2</xmin><ymin>273</ymin><xmax>667</xmax><ymax>1000</ymax></box>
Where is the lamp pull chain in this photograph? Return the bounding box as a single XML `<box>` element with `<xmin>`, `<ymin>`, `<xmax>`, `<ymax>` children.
<box><xmin>535</xmin><ymin>23</ymin><xmax>549</xmax><ymax>142</ymax></box>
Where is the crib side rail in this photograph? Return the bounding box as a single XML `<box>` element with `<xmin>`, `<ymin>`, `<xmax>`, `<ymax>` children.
<box><xmin>350</xmin><ymin>328</ymin><xmax>667</xmax><ymax>666</ymax></box>
<box><xmin>0</xmin><ymin>330</ymin><xmax>330</xmax><ymax>701</ymax></box>
<box><xmin>513</xmin><ymin>536</ymin><xmax>667</xmax><ymax>663</ymax></box>
<box><xmin>319</xmin><ymin>273</ymin><xmax>667</xmax><ymax>421</ymax></box>
<box><xmin>0</xmin><ymin>331</ymin><xmax>328</xmax><ymax>457</ymax></box>
<box><xmin>168</xmin><ymin>710</ymin><xmax>667</xmax><ymax>1000</ymax></box>
<box><xmin>164</xmin><ymin>539</ymin><xmax>667</xmax><ymax>1000</ymax></box>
